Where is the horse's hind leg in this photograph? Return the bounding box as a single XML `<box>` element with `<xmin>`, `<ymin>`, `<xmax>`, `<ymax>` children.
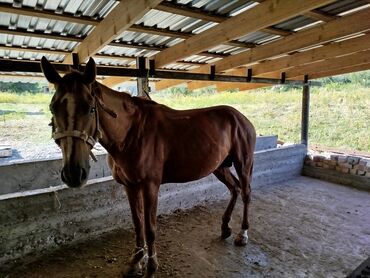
<box><xmin>213</xmin><ymin>167</ymin><xmax>240</xmax><ymax>239</ymax></box>
<box><xmin>233</xmin><ymin>159</ymin><xmax>253</xmax><ymax>246</ymax></box>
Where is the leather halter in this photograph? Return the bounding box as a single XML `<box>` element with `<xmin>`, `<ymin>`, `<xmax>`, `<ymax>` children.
<box><xmin>51</xmin><ymin>90</ymin><xmax>117</xmax><ymax>162</ymax></box>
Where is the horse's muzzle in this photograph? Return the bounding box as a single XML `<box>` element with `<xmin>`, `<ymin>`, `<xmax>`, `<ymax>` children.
<box><xmin>61</xmin><ymin>165</ymin><xmax>88</xmax><ymax>188</ymax></box>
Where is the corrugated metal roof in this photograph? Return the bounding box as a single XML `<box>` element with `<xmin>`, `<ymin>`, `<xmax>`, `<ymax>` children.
<box><xmin>0</xmin><ymin>0</ymin><xmax>369</xmax><ymax>77</ymax></box>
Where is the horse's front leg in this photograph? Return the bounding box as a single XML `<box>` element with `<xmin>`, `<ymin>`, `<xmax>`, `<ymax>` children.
<box><xmin>123</xmin><ymin>185</ymin><xmax>146</xmax><ymax>277</ymax></box>
<box><xmin>142</xmin><ymin>182</ymin><xmax>160</xmax><ymax>278</ymax></box>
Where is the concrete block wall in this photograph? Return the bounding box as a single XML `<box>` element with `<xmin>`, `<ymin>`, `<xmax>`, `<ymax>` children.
<box><xmin>1</xmin><ymin>138</ymin><xmax>306</xmax><ymax>268</ymax></box>
<box><xmin>303</xmin><ymin>153</ymin><xmax>370</xmax><ymax>191</ymax></box>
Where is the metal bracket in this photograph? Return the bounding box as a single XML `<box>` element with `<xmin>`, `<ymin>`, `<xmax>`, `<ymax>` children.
<box><xmin>247</xmin><ymin>68</ymin><xmax>252</xmax><ymax>82</ymax></box>
<box><xmin>281</xmin><ymin>72</ymin><xmax>286</xmax><ymax>84</ymax></box>
<box><xmin>210</xmin><ymin>65</ymin><xmax>216</xmax><ymax>80</ymax></box>
<box><xmin>72</xmin><ymin>53</ymin><xmax>80</xmax><ymax>71</ymax></box>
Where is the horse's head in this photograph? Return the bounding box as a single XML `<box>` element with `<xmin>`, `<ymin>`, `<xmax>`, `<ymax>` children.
<box><xmin>41</xmin><ymin>56</ymin><xmax>98</xmax><ymax>188</ymax></box>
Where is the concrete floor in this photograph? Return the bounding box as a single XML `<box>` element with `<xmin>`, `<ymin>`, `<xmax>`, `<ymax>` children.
<box><xmin>2</xmin><ymin>176</ymin><xmax>369</xmax><ymax>278</ymax></box>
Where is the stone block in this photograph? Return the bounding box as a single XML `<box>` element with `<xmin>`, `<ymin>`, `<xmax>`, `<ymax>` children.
<box><xmin>349</xmin><ymin>168</ymin><xmax>357</xmax><ymax>175</ymax></box>
<box><xmin>359</xmin><ymin>159</ymin><xmax>370</xmax><ymax>166</ymax></box>
<box><xmin>357</xmin><ymin>170</ymin><xmax>366</xmax><ymax>176</ymax></box>
<box><xmin>339</xmin><ymin>163</ymin><xmax>352</xmax><ymax>169</ymax></box>
<box><xmin>341</xmin><ymin>168</ymin><xmax>350</xmax><ymax>174</ymax></box>
<box><xmin>315</xmin><ymin>162</ymin><xmax>323</xmax><ymax>167</ymax></box>
<box><xmin>313</xmin><ymin>155</ymin><xmax>325</xmax><ymax>162</ymax></box>
<box><xmin>337</xmin><ymin>155</ymin><xmax>348</xmax><ymax>163</ymax></box>
<box><xmin>330</xmin><ymin>154</ymin><xmax>339</xmax><ymax>161</ymax></box>
<box><xmin>347</xmin><ymin>156</ymin><xmax>360</xmax><ymax>165</ymax></box>
<box><xmin>354</xmin><ymin>164</ymin><xmax>366</xmax><ymax>171</ymax></box>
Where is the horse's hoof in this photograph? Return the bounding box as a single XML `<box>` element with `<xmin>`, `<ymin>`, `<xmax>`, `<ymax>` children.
<box><xmin>147</xmin><ymin>256</ymin><xmax>158</xmax><ymax>274</ymax></box>
<box><xmin>122</xmin><ymin>264</ymin><xmax>143</xmax><ymax>277</ymax></box>
<box><xmin>221</xmin><ymin>227</ymin><xmax>232</xmax><ymax>239</ymax></box>
<box><xmin>234</xmin><ymin>233</ymin><xmax>248</xmax><ymax>246</ymax></box>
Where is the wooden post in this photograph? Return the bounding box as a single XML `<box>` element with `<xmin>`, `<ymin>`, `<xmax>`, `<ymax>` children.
<box><xmin>136</xmin><ymin>57</ymin><xmax>150</xmax><ymax>98</ymax></box>
<box><xmin>301</xmin><ymin>75</ymin><xmax>310</xmax><ymax>145</ymax></box>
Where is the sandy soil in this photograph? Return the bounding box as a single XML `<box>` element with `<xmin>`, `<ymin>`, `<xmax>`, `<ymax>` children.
<box><xmin>1</xmin><ymin>177</ymin><xmax>370</xmax><ymax>278</ymax></box>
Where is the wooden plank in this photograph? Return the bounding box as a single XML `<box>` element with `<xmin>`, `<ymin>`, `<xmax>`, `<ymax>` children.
<box><xmin>264</xmin><ymin>49</ymin><xmax>370</xmax><ymax>79</ymax></box>
<box><xmin>0</xmin><ymin>26</ymin><xmax>83</xmax><ymax>42</ymax></box>
<box><xmin>156</xmin><ymin>1</ymin><xmax>293</xmax><ymax>36</ymax></box>
<box><xmin>251</xmin><ymin>33</ymin><xmax>370</xmax><ymax>76</ymax></box>
<box><xmin>216</xmin><ymin>83</ymin><xmax>268</xmax><ymax>92</ymax></box>
<box><xmin>101</xmin><ymin>76</ymin><xmax>132</xmax><ymax>88</ymax></box>
<box><xmin>129</xmin><ymin>24</ymin><xmax>256</xmax><ymax>49</ymax></box>
<box><xmin>0</xmin><ymin>45</ymin><xmax>69</xmax><ymax>56</ymax></box>
<box><xmin>154</xmin><ymin>79</ymin><xmax>188</xmax><ymax>91</ymax></box>
<box><xmin>212</xmin><ymin>8</ymin><xmax>370</xmax><ymax>73</ymax></box>
<box><xmin>304</xmin><ymin>10</ymin><xmax>338</xmax><ymax>22</ymax></box>
<box><xmin>309</xmin><ymin>62</ymin><xmax>370</xmax><ymax>79</ymax></box>
<box><xmin>0</xmin><ymin>2</ymin><xmax>98</xmax><ymax>26</ymax></box>
<box><xmin>154</xmin><ymin>0</ymin><xmax>337</xmax><ymax>68</ymax></box>
<box><xmin>64</xmin><ymin>0</ymin><xmax>163</xmax><ymax>64</ymax></box>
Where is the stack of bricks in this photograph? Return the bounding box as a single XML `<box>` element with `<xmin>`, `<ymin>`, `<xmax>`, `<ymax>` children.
<box><xmin>305</xmin><ymin>153</ymin><xmax>370</xmax><ymax>178</ymax></box>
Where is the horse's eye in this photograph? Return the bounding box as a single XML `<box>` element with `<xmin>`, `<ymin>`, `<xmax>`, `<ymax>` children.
<box><xmin>90</xmin><ymin>107</ymin><xmax>96</xmax><ymax>114</ymax></box>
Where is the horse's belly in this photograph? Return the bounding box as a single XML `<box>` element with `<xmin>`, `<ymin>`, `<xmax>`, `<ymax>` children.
<box><xmin>162</xmin><ymin>154</ymin><xmax>223</xmax><ymax>183</ymax></box>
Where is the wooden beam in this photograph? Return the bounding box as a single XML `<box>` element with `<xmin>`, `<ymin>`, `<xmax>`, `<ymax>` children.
<box><xmin>0</xmin><ymin>26</ymin><xmax>83</xmax><ymax>42</ymax></box>
<box><xmin>0</xmin><ymin>2</ymin><xmax>98</xmax><ymax>25</ymax></box>
<box><xmin>129</xmin><ymin>24</ymin><xmax>256</xmax><ymax>49</ymax></box>
<box><xmin>309</xmin><ymin>63</ymin><xmax>370</xmax><ymax>79</ymax></box>
<box><xmin>101</xmin><ymin>76</ymin><xmax>132</xmax><ymax>87</ymax></box>
<box><xmin>156</xmin><ymin>1</ymin><xmax>293</xmax><ymax>36</ymax></box>
<box><xmin>251</xmin><ymin>33</ymin><xmax>370</xmax><ymax>76</ymax></box>
<box><xmin>187</xmin><ymin>81</ymin><xmax>214</xmax><ymax>91</ymax></box>
<box><xmin>262</xmin><ymin>50</ymin><xmax>370</xmax><ymax>79</ymax></box>
<box><xmin>64</xmin><ymin>0</ymin><xmax>163</xmax><ymax>64</ymax></box>
<box><xmin>304</xmin><ymin>10</ymin><xmax>338</xmax><ymax>22</ymax></box>
<box><xmin>216</xmin><ymin>83</ymin><xmax>269</xmax><ymax>92</ymax></box>
<box><xmin>211</xmin><ymin>7</ymin><xmax>370</xmax><ymax>73</ymax></box>
<box><xmin>154</xmin><ymin>0</ymin><xmax>337</xmax><ymax>68</ymax></box>
<box><xmin>154</xmin><ymin>79</ymin><xmax>188</xmax><ymax>91</ymax></box>
<box><xmin>0</xmin><ymin>45</ymin><xmax>69</xmax><ymax>56</ymax></box>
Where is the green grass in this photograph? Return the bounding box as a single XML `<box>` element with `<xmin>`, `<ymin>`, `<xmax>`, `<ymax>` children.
<box><xmin>0</xmin><ymin>92</ymin><xmax>51</xmax><ymax>104</ymax></box>
<box><xmin>0</xmin><ymin>84</ymin><xmax>369</xmax><ymax>151</ymax></box>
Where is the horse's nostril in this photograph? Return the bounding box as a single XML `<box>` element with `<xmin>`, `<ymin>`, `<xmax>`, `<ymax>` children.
<box><xmin>81</xmin><ymin>168</ymin><xmax>87</xmax><ymax>181</ymax></box>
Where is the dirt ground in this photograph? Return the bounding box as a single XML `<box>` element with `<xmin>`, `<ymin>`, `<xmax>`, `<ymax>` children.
<box><xmin>1</xmin><ymin>176</ymin><xmax>369</xmax><ymax>278</ymax></box>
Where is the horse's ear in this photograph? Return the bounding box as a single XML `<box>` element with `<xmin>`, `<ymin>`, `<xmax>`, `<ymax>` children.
<box><xmin>83</xmin><ymin>57</ymin><xmax>96</xmax><ymax>84</ymax></box>
<box><xmin>40</xmin><ymin>56</ymin><xmax>62</xmax><ymax>84</ymax></box>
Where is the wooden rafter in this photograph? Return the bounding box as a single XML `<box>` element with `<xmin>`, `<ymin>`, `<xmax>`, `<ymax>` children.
<box><xmin>155</xmin><ymin>1</ymin><xmax>293</xmax><ymax>36</ymax></box>
<box><xmin>304</xmin><ymin>10</ymin><xmax>338</xmax><ymax>22</ymax></box>
<box><xmin>154</xmin><ymin>0</ymin><xmax>337</xmax><ymax>68</ymax></box>
<box><xmin>64</xmin><ymin>0</ymin><xmax>164</xmax><ymax>64</ymax></box>
<box><xmin>263</xmin><ymin>49</ymin><xmax>370</xmax><ymax>79</ymax></box>
<box><xmin>216</xmin><ymin>83</ymin><xmax>269</xmax><ymax>92</ymax></box>
<box><xmin>154</xmin><ymin>7</ymin><xmax>370</xmax><ymax>92</ymax></box>
<box><xmin>251</xmin><ymin>33</ymin><xmax>370</xmax><ymax>76</ymax></box>
<box><xmin>0</xmin><ymin>2</ymin><xmax>98</xmax><ymax>26</ymax></box>
<box><xmin>154</xmin><ymin>79</ymin><xmax>188</xmax><ymax>91</ymax></box>
<box><xmin>129</xmin><ymin>24</ymin><xmax>256</xmax><ymax>49</ymax></box>
<box><xmin>309</xmin><ymin>63</ymin><xmax>370</xmax><ymax>79</ymax></box>
<box><xmin>101</xmin><ymin>76</ymin><xmax>132</xmax><ymax>87</ymax></box>
<box><xmin>211</xmin><ymin>7</ymin><xmax>370</xmax><ymax>73</ymax></box>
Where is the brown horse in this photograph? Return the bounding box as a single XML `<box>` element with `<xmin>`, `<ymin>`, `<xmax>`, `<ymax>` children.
<box><xmin>41</xmin><ymin>57</ymin><xmax>256</xmax><ymax>277</ymax></box>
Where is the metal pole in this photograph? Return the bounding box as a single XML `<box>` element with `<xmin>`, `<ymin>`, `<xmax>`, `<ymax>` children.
<box><xmin>301</xmin><ymin>75</ymin><xmax>310</xmax><ymax>145</ymax></box>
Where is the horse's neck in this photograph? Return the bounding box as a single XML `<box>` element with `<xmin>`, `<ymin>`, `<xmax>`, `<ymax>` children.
<box><xmin>95</xmin><ymin>82</ymin><xmax>138</xmax><ymax>152</ymax></box>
